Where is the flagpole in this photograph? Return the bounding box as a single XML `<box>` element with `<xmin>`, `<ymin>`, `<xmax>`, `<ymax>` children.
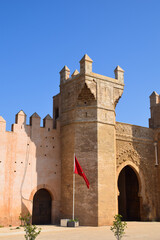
<box><xmin>73</xmin><ymin>153</ymin><xmax>75</xmax><ymax>220</ymax></box>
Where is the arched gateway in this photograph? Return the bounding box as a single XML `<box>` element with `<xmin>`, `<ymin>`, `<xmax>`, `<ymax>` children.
<box><xmin>118</xmin><ymin>166</ymin><xmax>140</xmax><ymax>221</ymax></box>
<box><xmin>32</xmin><ymin>189</ymin><xmax>52</xmax><ymax>224</ymax></box>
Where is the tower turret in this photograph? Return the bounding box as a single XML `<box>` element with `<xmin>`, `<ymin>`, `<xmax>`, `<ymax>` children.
<box><xmin>114</xmin><ymin>65</ymin><xmax>124</xmax><ymax>83</ymax></box>
<box><xmin>59</xmin><ymin>65</ymin><xmax>70</xmax><ymax>84</ymax></box>
<box><xmin>79</xmin><ymin>54</ymin><xmax>93</xmax><ymax>74</ymax></box>
<box><xmin>149</xmin><ymin>91</ymin><xmax>160</xmax><ymax>128</ymax></box>
<box><xmin>55</xmin><ymin>54</ymin><xmax>124</xmax><ymax>226</ymax></box>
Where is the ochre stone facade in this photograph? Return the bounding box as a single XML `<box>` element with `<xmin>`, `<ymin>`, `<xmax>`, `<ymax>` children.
<box><xmin>0</xmin><ymin>55</ymin><xmax>160</xmax><ymax>226</ymax></box>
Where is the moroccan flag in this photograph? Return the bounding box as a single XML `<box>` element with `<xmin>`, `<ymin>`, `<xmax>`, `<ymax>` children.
<box><xmin>74</xmin><ymin>156</ymin><xmax>90</xmax><ymax>189</ymax></box>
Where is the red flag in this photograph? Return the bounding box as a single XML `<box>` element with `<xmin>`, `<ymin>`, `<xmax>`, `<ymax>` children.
<box><xmin>74</xmin><ymin>156</ymin><xmax>90</xmax><ymax>189</ymax></box>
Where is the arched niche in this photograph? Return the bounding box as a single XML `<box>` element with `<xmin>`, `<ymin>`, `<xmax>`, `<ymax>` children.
<box><xmin>118</xmin><ymin>165</ymin><xmax>141</xmax><ymax>221</ymax></box>
<box><xmin>32</xmin><ymin>188</ymin><xmax>52</xmax><ymax>225</ymax></box>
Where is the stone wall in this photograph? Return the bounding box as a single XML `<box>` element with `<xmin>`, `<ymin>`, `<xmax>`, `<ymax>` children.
<box><xmin>0</xmin><ymin>111</ymin><xmax>61</xmax><ymax>226</ymax></box>
<box><xmin>116</xmin><ymin>122</ymin><xmax>158</xmax><ymax>220</ymax></box>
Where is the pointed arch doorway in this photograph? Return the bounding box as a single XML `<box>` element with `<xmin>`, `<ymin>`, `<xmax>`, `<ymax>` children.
<box><xmin>118</xmin><ymin>166</ymin><xmax>140</xmax><ymax>221</ymax></box>
<box><xmin>32</xmin><ymin>188</ymin><xmax>52</xmax><ymax>224</ymax></box>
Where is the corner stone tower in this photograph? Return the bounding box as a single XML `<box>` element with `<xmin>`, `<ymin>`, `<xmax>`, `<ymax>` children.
<box><xmin>53</xmin><ymin>55</ymin><xmax>124</xmax><ymax>226</ymax></box>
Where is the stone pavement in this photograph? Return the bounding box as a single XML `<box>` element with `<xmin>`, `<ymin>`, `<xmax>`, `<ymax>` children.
<box><xmin>0</xmin><ymin>222</ymin><xmax>160</xmax><ymax>240</ymax></box>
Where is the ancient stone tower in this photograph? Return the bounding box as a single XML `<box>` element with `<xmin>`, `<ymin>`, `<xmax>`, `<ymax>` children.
<box><xmin>1</xmin><ymin>55</ymin><xmax>160</xmax><ymax>227</ymax></box>
<box><xmin>53</xmin><ymin>54</ymin><xmax>124</xmax><ymax>225</ymax></box>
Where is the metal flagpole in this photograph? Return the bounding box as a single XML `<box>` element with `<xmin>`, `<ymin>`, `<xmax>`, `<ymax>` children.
<box><xmin>73</xmin><ymin>153</ymin><xmax>75</xmax><ymax>220</ymax></box>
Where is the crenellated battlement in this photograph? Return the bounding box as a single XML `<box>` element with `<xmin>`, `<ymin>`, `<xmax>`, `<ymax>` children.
<box><xmin>0</xmin><ymin>111</ymin><xmax>60</xmax><ymax>227</ymax></box>
<box><xmin>0</xmin><ymin>116</ymin><xmax>6</xmax><ymax>132</ymax></box>
<box><xmin>57</xmin><ymin>54</ymin><xmax>124</xmax><ymax>129</ymax></box>
<box><xmin>59</xmin><ymin>54</ymin><xmax>124</xmax><ymax>86</ymax></box>
<box><xmin>0</xmin><ymin>110</ymin><xmax>60</xmax><ymax>134</ymax></box>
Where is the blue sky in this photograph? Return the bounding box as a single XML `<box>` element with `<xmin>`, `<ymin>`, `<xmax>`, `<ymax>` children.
<box><xmin>0</xmin><ymin>0</ymin><xmax>160</xmax><ymax>130</ymax></box>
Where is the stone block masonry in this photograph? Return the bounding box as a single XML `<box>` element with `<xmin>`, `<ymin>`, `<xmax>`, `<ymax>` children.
<box><xmin>0</xmin><ymin>54</ymin><xmax>160</xmax><ymax>226</ymax></box>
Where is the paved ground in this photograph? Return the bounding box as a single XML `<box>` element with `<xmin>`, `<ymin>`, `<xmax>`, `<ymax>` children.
<box><xmin>0</xmin><ymin>222</ymin><xmax>160</xmax><ymax>240</ymax></box>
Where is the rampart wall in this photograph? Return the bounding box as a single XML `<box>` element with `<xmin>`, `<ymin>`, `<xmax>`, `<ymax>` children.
<box><xmin>0</xmin><ymin>110</ymin><xmax>61</xmax><ymax>226</ymax></box>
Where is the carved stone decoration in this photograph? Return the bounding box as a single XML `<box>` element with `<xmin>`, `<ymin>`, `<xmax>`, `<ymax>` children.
<box><xmin>86</xmin><ymin>80</ymin><xmax>97</xmax><ymax>100</ymax></box>
<box><xmin>116</xmin><ymin>147</ymin><xmax>141</xmax><ymax>168</ymax></box>
<box><xmin>116</xmin><ymin>122</ymin><xmax>154</xmax><ymax>140</ymax></box>
<box><xmin>77</xmin><ymin>83</ymin><xmax>96</xmax><ymax>106</ymax></box>
<box><xmin>114</xmin><ymin>88</ymin><xmax>123</xmax><ymax>108</ymax></box>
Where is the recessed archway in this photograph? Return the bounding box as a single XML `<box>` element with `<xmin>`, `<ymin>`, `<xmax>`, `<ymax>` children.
<box><xmin>118</xmin><ymin>165</ymin><xmax>140</xmax><ymax>221</ymax></box>
<box><xmin>32</xmin><ymin>188</ymin><xmax>52</xmax><ymax>225</ymax></box>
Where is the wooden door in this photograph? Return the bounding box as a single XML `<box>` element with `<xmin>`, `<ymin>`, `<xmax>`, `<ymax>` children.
<box><xmin>32</xmin><ymin>189</ymin><xmax>52</xmax><ymax>224</ymax></box>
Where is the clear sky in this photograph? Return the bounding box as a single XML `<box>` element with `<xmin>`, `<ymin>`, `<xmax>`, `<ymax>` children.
<box><xmin>0</xmin><ymin>0</ymin><xmax>160</xmax><ymax>130</ymax></box>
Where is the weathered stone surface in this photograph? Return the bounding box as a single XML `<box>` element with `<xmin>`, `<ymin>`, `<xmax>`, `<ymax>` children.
<box><xmin>59</xmin><ymin>55</ymin><xmax>124</xmax><ymax>226</ymax></box>
<box><xmin>1</xmin><ymin>55</ymin><xmax>160</xmax><ymax>227</ymax></box>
